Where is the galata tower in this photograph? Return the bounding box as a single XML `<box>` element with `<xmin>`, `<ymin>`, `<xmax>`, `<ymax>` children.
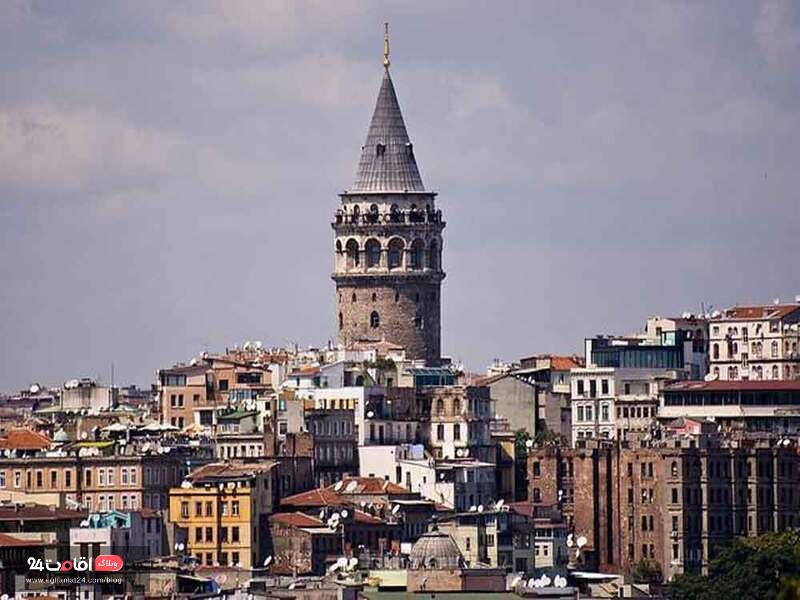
<box><xmin>332</xmin><ymin>25</ymin><xmax>445</xmax><ymax>365</ymax></box>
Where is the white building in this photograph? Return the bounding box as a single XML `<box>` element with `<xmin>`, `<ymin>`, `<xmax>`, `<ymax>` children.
<box><xmin>708</xmin><ymin>303</ymin><xmax>800</xmax><ymax>381</ymax></box>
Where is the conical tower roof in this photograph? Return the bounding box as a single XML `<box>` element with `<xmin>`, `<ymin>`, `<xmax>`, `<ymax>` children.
<box><xmin>351</xmin><ymin>67</ymin><xmax>425</xmax><ymax>193</ymax></box>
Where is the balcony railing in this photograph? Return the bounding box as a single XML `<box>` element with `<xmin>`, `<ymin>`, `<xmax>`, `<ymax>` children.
<box><xmin>335</xmin><ymin>209</ymin><xmax>444</xmax><ymax>226</ymax></box>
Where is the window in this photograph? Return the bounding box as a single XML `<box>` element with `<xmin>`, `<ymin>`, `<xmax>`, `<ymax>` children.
<box><xmin>232</xmin><ymin>551</ymin><xmax>240</xmax><ymax>566</ymax></box>
<box><xmin>50</xmin><ymin>470</ymin><xmax>57</xmax><ymax>488</ymax></box>
<box><xmin>205</xmin><ymin>501</ymin><xmax>213</xmax><ymax>517</ymax></box>
<box><xmin>533</xmin><ymin>462</ymin><xmax>541</xmax><ymax>477</ymax></box>
<box><xmin>122</xmin><ymin>468</ymin><xmax>128</xmax><ymax>485</ymax></box>
<box><xmin>429</xmin><ymin>239</ymin><xmax>439</xmax><ymax>269</ymax></box>
<box><xmin>601</xmin><ymin>404</ymin><xmax>609</xmax><ymax>422</ymax></box>
<box><xmin>771</xmin><ymin>341</ymin><xmax>779</xmax><ymax>358</ymax></box>
<box><xmin>388</xmin><ymin>239</ymin><xmax>404</xmax><ymax>268</ymax></box>
<box><xmin>195</xmin><ymin>501</ymin><xmax>203</xmax><ymax>517</ymax></box>
<box><xmin>365</xmin><ymin>239</ymin><xmax>381</xmax><ymax>267</ymax></box>
<box><xmin>99</xmin><ymin>469</ymin><xmax>105</xmax><ymax>486</ymax></box>
<box><xmin>453</xmin><ymin>424</ymin><xmax>461</xmax><ymax>440</ymax></box>
<box><xmin>585</xmin><ymin>406</ymin><xmax>593</xmax><ymax>421</ymax></box>
<box><xmin>577</xmin><ymin>406</ymin><xmax>584</xmax><ymax>421</ymax></box>
<box><xmin>601</xmin><ymin>379</ymin><xmax>609</xmax><ymax>395</ymax></box>
<box><xmin>672</xmin><ymin>488</ymin><xmax>678</xmax><ymax>503</ymax></box>
<box><xmin>205</xmin><ymin>527</ymin><xmax>213</xmax><ymax>542</ymax></box>
<box><xmin>410</xmin><ymin>239</ymin><xmax>424</xmax><ymax>269</ymax></box>
<box><xmin>220</xmin><ymin>527</ymin><xmax>228</xmax><ymax>542</ymax></box>
<box><xmin>370</xmin><ymin>311</ymin><xmax>380</xmax><ymax>328</ymax></box>
<box><xmin>232</xmin><ymin>526</ymin><xmax>240</xmax><ymax>543</ymax></box>
<box><xmin>576</xmin><ymin>380</ymin><xmax>585</xmax><ymax>396</ymax></box>
<box><xmin>345</xmin><ymin>239</ymin><xmax>360</xmax><ymax>268</ymax></box>
<box><xmin>436</xmin><ymin>424</ymin><xmax>444</xmax><ymax>441</ymax></box>
<box><xmin>195</xmin><ymin>527</ymin><xmax>202</xmax><ymax>542</ymax></box>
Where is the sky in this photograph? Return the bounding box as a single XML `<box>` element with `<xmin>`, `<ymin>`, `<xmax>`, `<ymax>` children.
<box><xmin>1</xmin><ymin>1</ymin><xmax>799</xmax><ymax>390</ymax></box>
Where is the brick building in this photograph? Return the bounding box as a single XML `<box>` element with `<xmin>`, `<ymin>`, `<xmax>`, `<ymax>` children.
<box><xmin>527</xmin><ymin>437</ymin><xmax>800</xmax><ymax>581</ymax></box>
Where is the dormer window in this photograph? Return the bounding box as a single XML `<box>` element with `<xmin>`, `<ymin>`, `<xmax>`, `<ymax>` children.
<box><xmin>406</xmin><ymin>142</ymin><xmax>414</xmax><ymax>157</ymax></box>
<box><xmin>376</xmin><ymin>143</ymin><xmax>386</xmax><ymax>156</ymax></box>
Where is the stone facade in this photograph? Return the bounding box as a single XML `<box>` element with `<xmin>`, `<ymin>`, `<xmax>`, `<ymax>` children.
<box><xmin>332</xmin><ymin>63</ymin><xmax>445</xmax><ymax>366</ymax></box>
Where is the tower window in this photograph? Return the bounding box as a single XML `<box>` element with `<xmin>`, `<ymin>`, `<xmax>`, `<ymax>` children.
<box><xmin>410</xmin><ymin>239</ymin><xmax>424</xmax><ymax>269</ymax></box>
<box><xmin>338</xmin><ymin>312</ymin><xmax>343</xmax><ymax>330</ymax></box>
<box><xmin>414</xmin><ymin>316</ymin><xmax>423</xmax><ymax>329</ymax></box>
<box><xmin>429</xmin><ymin>239</ymin><xmax>439</xmax><ymax>269</ymax></box>
<box><xmin>394</xmin><ymin>291</ymin><xmax>400</xmax><ymax>303</ymax></box>
<box><xmin>366</xmin><ymin>239</ymin><xmax>381</xmax><ymax>267</ymax></box>
<box><xmin>388</xmin><ymin>239</ymin><xmax>404</xmax><ymax>269</ymax></box>
<box><xmin>345</xmin><ymin>239</ymin><xmax>360</xmax><ymax>268</ymax></box>
<box><xmin>414</xmin><ymin>292</ymin><xmax>420</xmax><ymax>303</ymax></box>
<box><xmin>371</xmin><ymin>292</ymin><xmax>377</xmax><ymax>302</ymax></box>
<box><xmin>351</xmin><ymin>293</ymin><xmax>357</xmax><ymax>303</ymax></box>
<box><xmin>370</xmin><ymin>311</ymin><xmax>380</xmax><ymax>329</ymax></box>
<box><xmin>376</xmin><ymin>143</ymin><xmax>386</xmax><ymax>156</ymax></box>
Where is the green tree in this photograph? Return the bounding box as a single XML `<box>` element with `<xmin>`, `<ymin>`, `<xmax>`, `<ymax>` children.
<box><xmin>669</xmin><ymin>531</ymin><xmax>800</xmax><ymax>600</ymax></box>
<box><xmin>632</xmin><ymin>558</ymin><xmax>663</xmax><ymax>584</ymax></box>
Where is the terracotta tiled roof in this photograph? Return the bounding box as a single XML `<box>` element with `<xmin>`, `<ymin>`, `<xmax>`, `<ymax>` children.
<box><xmin>0</xmin><ymin>532</ymin><xmax>47</xmax><ymax>547</ymax></box>
<box><xmin>280</xmin><ymin>477</ymin><xmax>411</xmax><ymax>507</ymax></box>
<box><xmin>353</xmin><ymin>509</ymin><xmax>385</xmax><ymax>524</ymax></box>
<box><xmin>0</xmin><ymin>429</ymin><xmax>51</xmax><ymax>451</ymax></box>
<box><xmin>291</xmin><ymin>366</ymin><xmax>320</xmax><ymax>376</ymax></box>
<box><xmin>186</xmin><ymin>462</ymin><xmax>274</xmax><ymax>483</ymax></box>
<box><xmin>550</xmin><ymin>356</ymin><xmax>583</xmax><ymax>371</ymax></box>
<box><xmin>0</xmin><ymin>505</ymin><xmax>85</xmax><ymax>521</ymax></box>
<box><xmin>715</xmin><ymin>304</ymin><xmax>800</xmax><ymax>321</ymax></box>
<box><xmin>271</xmin><ymin>512</ymin><xmax>325</xmax><ymax>527</ymax></box>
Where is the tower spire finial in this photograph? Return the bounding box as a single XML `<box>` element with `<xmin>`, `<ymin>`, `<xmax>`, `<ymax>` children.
<box><xmin>383</xmin><ymin>21</ymin><xmax>390</xmax><ymax>70</ymax></box>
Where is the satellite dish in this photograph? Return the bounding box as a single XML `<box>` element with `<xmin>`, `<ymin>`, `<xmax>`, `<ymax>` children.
<box><xmin>345</xmin><ymin>480</ymin><xmax>358</xmax><ymax>493</ymax></box>
<box><xmin>456</xmin><ymin>449</ymin><xmax>463</xmax><ymax>458</ymax></box>
<box><xmin>463</xmin><ymin>448</ymin><xmax>469</xmax><ymax>457</ymax></box>
<box><xmin>336</xmin><ymin>557</ymin><xmax>348</xmax><ymax>568</ymax></box>
<box><xmin>319</xmin><ymin>509</ymin><xmax>326</xmax><ymax>519</ymax></box>
<box><xmin>577</xmin><ymin>535</ymin><xmax>588</xmax><ymax>549</ymax></box>
<box><xmin>288</xmin><ymin>583</ymin><xmax>296</xmax><ymax>590</ymax></box>
<box><xmin>340</xmin><ymin>509</ymin><xmax>349</xmax><ymax>518</ymax></box>
<box><xmin>391</xmin><ymin>505</ymin><xmax>400</xmax><ymax>515</ymax></box>
<box><xmin>439</xmin><ymin>473</ymin><xmax>446</xmax><ymax>480</ymax></box>
<box><xmin>566</xmin><ymin>534</ymin><xmax>574</xmax><ymax>547</ymax></box>
<box><xmin>525</xmin><ymin>439</ymin><xmax>533</xmax><ymax>448</ymax></box>
<box><xmin>348</xmin><ymin>557</ymin><xmax>358</xmax><ymax>569</ymax></box>
<box><xmin>527</xmin><ymin>578</ymin><xmax>536</xmax><ymax>588</ymax></box>
<box><xmin>541</xmin><ymin>575</ymin><xmax>551</xmax><ymax>587</ymax></box>
<box><xmin>477</xmin><ymin>504</ymin><xmax>484</xmax><ymax>513</ymax></box>
<box><xmin>366</xmin><ymin>411</ymin><xmax>375</xmax><ymax>418</ymax></box>
<box><xmin>469</xmin><ymin>505</ymin><xmax>477</xmax><ymax>512</ymax></box>
<box><xmin>80</xmin><ymin>432</ymin><xmax>88</xmax><ymax>440</ymax></box>
<box><xmin>177</xmin><ymin>542</ymin><xmax>185</xmax><ymax>551</ymax></box>
<box><xmin>29</xmin><ymin>384</ymin><xmax>40</xmax><ymax>394</ymax></box>
<box><xmin>334</xmin><ymin>481</ymin><xmax>343</xmax><ymax>491</ymax></box>
<box><xmin>554</xmin><ymin>575</ymin><xmax>567</xmax><ymax>588</ymax></box>
<box><xmin>495</xmin><ymin>499</ymin><xmax>504</xmax><ymax>509</ymax></box>
<box><xmin>264</xmin><ymin>556</ymin><xmax>272</xmax><ymax>566</ymax></box>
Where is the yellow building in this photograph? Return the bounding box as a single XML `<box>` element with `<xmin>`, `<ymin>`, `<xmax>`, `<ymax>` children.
<box><xmin>168</xmin><ymin>462</ymin><xmax>275</xmax><ymax>569</ymax></box>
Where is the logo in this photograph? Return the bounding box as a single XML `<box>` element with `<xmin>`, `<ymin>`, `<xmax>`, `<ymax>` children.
<box><xmin>27</xmin><ymin>555</ymin><xmax>124</xmax><ymax>573</ymax></box>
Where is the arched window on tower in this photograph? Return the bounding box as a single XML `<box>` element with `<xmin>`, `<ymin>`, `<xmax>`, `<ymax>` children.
<box><xmin>368</xmin><ymin>204</ymin><xmax>379</xmax><ymax>223</ymax></box>
<box><xmin>410</xmin><ymin>239</ymin><xmax>424</xmax><ymax>269</ymax></box>
<box><xmin>365</xmin><ymin>239</ymin><xmax>381</xmax><ymax>268</ymax></box>
<box><xmin>351</xmin><ymin>205</ymin><xmax>360</xmax><ymax>224</ymax></box>
<box><xmin>429</xmin><ymin>239</ymin><xmax>439</xmax><ymax>269</ymax></box>
<box><xmin>436</xmin><ymin>399</ymin><xmax>444</xmax><ymax>416</ymax></box>
<box><xmin>338</xmin><ymin>312</ymin><xmax>343</xmax><ymax>330</ymax></box>
<box><xmin>370</xmin><ymin>311</ymin><xmax>380</xmax><ymax>329</ymax></box>
<box><xmin>345</xmin><ymin>239</ymin><xmax>359</xmax><ymax>269</ymax></box>
<box><xmin>388</xmin><ymin>239</ymin><xmax>404</xmax><ymax>269</ymax></box>
<box><xmin>390</xmin><ymin>204</ymin><xmax>401</xmax><ymax>223</ymax></box>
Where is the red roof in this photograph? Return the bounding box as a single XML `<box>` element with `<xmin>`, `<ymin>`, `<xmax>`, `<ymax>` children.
<box><xmin>0</xmin><ymin>532</ymin><xmax>48</xmax><ymax>547</ymax></box>
<box><xmin>271</xmin><ymin>512</ymin><xmax>326</xmax><ymax>527</ymax></box>
<box><xmin>550</xmin><ymin>356</ymin><xmax>583</xmax><ymax>371</ymax></box>
<box><xmin>0</xmin><ymin>429</ymin><xmax>51</xmax><ymax>451</ymax></box>
<box><xmin>715</xmin><ymin>304</ymin><xmax>800</xmax><ymax>321</ymax></box>
<box><xmin>280</xmin><ymin>477</ymin><xmax>410</xmax><ymax>507</ymax></box>
<box><xmin>665</xmin><ymin>380</ymin><xmax>800</xmax><ymax>392</ymax></box>
<box><xmin>0</xmin><ymin>505</ymin><xmax>85</xmax><ymax>521</ymax></box>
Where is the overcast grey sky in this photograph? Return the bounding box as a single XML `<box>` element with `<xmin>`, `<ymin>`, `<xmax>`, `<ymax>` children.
<box><xmin>1</xmin><ymin>1</ymin><xmax>799</xmax><ymax>390</ymax></box>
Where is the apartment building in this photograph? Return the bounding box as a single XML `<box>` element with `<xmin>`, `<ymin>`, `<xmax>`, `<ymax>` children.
<box><xmin>527</xmin><ymin>436</ymin><xmax>800</xmax><ymax>581</ymax></box>
<box><xmin>168</xmin><ymin>462</ymin><xmax>275</xmax><ymax>569</ymax></box>
<box><xmin>708</xmin><ymin>303</ymin><xmax>800</xmax><ymax>381</ymax></box>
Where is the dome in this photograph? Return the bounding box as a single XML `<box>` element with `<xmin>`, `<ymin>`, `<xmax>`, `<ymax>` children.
<box><xmin>408</xmin><ymin>528</ymin><xmax>464</xmax><ymax>569</ymax></box>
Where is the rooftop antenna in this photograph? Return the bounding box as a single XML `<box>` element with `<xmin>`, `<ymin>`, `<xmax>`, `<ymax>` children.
<box><xmin>383</xmin><ymin>22</ymin><xmax>391</xmax><ymax>70</ymax></box>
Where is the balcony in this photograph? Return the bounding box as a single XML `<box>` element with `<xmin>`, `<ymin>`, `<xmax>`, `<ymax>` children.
<box><xmin>334</xmin><ymin>208</ymin><xmax>444</xmax><ymax>227</ymax></box>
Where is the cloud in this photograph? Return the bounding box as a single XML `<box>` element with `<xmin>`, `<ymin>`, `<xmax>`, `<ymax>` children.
<box><xmin>755</xmin><ymin>0</ymin><xmax>800</xmax><ymax>70</ymax></box>
<box><xmin>0</xmin><ymin>105</ymin><xmax>180</xmax><ymax>193</ymax></box>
